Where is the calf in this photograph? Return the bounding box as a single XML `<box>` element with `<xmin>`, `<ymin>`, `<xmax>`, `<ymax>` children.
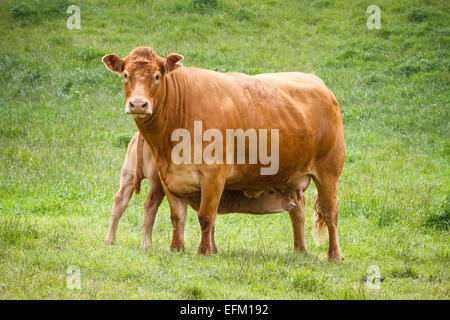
<box><xmin>106</xmin><ymin>132</ymin><xmax>295</xmax><ymax>248</ymax></box>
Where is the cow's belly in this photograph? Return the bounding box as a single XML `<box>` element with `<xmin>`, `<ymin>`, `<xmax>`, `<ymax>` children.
<box><xmin>223</xmin><ymin>149</ymin><xmax>313</xmax><ymax>194</ymax></box>
<box><xmin>225</xmin><ymin>170</ymin><xmax>311</xmax><ymax>195</ymax></box>
<box><xmin>163</xmin><ymin>152</ymin><xmax>313</xmax><ymax>198</ymax></box>
<box><xmin>163</xmin><ymin>163</ymin><xmax>311</xmax><ymax>199</ymax></box>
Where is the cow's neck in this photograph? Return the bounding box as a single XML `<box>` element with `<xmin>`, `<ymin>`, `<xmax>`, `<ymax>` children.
<box><xmin>134</xmin><ymin>69</ymin><xmax>190</xmax><ymax>180</ymax></box>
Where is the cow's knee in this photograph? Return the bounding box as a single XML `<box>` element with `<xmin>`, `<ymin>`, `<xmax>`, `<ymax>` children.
<box><xmin>198</xmin><ymin>215</ymin><xmax>214</xmax><ymax>233</ymax></box>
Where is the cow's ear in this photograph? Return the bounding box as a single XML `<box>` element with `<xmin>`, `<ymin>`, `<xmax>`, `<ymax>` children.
<box><xmin>102</xmin><ymin>54</ymin><xmax>124</xmax><ymax>74</ymax></box>
<box><xmin>164</xmin><ymin>53</ymin><xmax>184</xmax><ymax>73</ymax></box>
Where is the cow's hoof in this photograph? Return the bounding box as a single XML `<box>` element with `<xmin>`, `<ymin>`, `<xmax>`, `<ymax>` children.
<box><xmin>198</xmin><ymin>246</ymin><xmax>213</xmax><ymax>255</ymax></box>
<box><xmin>328</xmin><ymin>251</ymin><xmax>344</xmax><ymax>262</ymax></box>
<box><xmin>328</xmin><ymin>257</ymin><xmax>344</xmax><ymax>263</ymax></box>
<box><xmin>105</xmin><ymin>237</ymin><xmax>115</xmax><ymax>245</ymax></box>
<box><xmin>294</xmin><ymin>248</ymin><xmax>308</xmax><ymax>255</ymax></box>
<box><xmin>170</xmin><ymin>245</ymin><xmax>185</xmax><ymax>252</ymax></box>
<box><xmin>142</xmin><ymin>242</ymin><xmax>152</xmax><ymax>249</ymax></box>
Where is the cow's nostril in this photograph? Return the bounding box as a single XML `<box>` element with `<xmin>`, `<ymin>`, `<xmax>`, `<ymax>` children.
<box><xmin>129</xmin><ymin>99</ymin><xmax>148</xmax><ymax>111</ymax></box>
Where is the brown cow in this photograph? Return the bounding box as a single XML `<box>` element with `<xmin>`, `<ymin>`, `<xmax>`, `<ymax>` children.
<box><xmin>102</xmin><ymin>47</ymin><xmax>345</xmax><ymax>260</ymax></box>
<box><xmin>105</xmin><ymin>132</ymin><xmax>295</xmax><ymax>248</ymax></box>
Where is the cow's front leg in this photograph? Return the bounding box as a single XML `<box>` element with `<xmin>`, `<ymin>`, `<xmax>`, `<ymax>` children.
<box><xmin>211</xmin><ymin>226</ymin><xmax>218</xmax><ymax>254</ymax></box>
<box><xmin>163</xmin><ymin>191</ymin><xmax>187</xmax><ymax>252</ymax></box>
<box><xmin>197</xmin><ymin>174</ymin><xmax>225</xmax><ymax>255</ymax></box>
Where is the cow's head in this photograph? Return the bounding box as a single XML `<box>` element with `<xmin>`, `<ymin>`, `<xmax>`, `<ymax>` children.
<box><xmin>102</xmin><ymin>47</ymin><xmax>183</xmax><ymax>117</ymax></box>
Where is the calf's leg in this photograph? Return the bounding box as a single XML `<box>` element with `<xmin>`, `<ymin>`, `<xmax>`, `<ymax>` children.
<box><xmin>106</xmin><ymin>171</ymin><xmax>134</xmax><ymax>244</ymax></box>
<box><xmin>142</xmin><ymin>177</ymin><xmax>165</xmax><ymax>248</ymax></box>
<box><xmin>288</xmin><ymin>189</ymin><xmax>307</xmax><ymax>254</ymax></box>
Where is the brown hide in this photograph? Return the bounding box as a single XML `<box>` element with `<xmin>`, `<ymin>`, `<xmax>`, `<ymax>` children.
<box><xmin>103</xmin><ymin>47</ymin><xmax>345</xmax><ymax>260</ymax></box>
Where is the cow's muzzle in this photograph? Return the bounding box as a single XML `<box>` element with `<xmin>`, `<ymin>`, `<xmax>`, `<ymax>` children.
<box><xmin>126</xmin><ymin>98</ymin><xmax>152</xmax><ymax>117</ymax></box>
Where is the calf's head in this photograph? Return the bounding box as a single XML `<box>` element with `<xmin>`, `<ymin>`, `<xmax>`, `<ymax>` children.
<box><xmin>102</xmin><ymin>47</ymin><xmax>183</xmax><ymax>117</ymax></box>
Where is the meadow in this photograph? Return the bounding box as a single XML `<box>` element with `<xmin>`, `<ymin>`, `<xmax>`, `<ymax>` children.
<box><xmin>0</xmin><ymin>0</ymin><xmax>448</xmax><ymax>299</ymax></box>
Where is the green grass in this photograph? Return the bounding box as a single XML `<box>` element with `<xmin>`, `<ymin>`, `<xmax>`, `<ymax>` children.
<box><xmin>0</xmin><ymin>0</ymin><xmax>449</xmax><ymax>299</ymax></box>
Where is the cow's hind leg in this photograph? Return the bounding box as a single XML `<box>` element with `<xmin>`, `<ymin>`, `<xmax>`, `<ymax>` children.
<box><xmin>106</xmin><ymin>171</ymin><xmax>134</xmax><ymax>244</ymax></box>
<box><xmin>142</xmin><ymin>177</ymin><xmax>165</xmax><ymax>248</ymax></box>
<box><xmin>312</xmin><ymin>174</ymin><xmax>343</xmax><ymax>261</ymax></box>
<box><xmin>288</xmin><ymin>190</ymin><xmax>307</xmax><ymax>254</ymax></box>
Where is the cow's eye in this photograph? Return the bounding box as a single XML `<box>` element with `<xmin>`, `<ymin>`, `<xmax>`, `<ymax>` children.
<box><xmin>154</xmin><ymin>74</ymin><xmax>160</xmax><ymax>81</ymax></box>
<box><xmin>123</xmin><ymin>73</ymin><xmax>128</xmax><ymax>80</ymax></box>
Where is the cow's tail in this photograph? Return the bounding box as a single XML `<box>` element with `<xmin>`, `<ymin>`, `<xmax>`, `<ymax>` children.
<box><xmin>312</xmin><ymin>191</ymin><xmax>328</xmax><ymax>245</ymax></box>
<box><xmin>133</xmin><ymin>133</ymin><xmax>145</xmax><ymax>194</ymax></box>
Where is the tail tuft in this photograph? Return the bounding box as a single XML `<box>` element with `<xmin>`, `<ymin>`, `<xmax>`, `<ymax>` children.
<box><xmin>311</xmin><ymin>192</ymin><xmax>328</xmax><ymax>245</ymax></box>
<box><xmin>133</xmin><ymin>133</ymin><xmax>145</xmax><ymax>194</ymax></box>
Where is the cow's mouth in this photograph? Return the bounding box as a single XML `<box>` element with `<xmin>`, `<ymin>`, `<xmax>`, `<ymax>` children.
<box><xmin>129</xmin><ymin>113</ymin><xmax>149</xmax><ymax>119</ymax></box>
<box><xmin>125</xmin><ymin>110</ymin><xmax>152</xmax><ymax>119</ymax></box>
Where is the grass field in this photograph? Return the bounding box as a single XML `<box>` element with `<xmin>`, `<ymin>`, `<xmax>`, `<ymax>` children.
<box><xmin>0</xmin><ymin>0</ymin><xmax>449</xmax><ymax>299</ymax></box>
